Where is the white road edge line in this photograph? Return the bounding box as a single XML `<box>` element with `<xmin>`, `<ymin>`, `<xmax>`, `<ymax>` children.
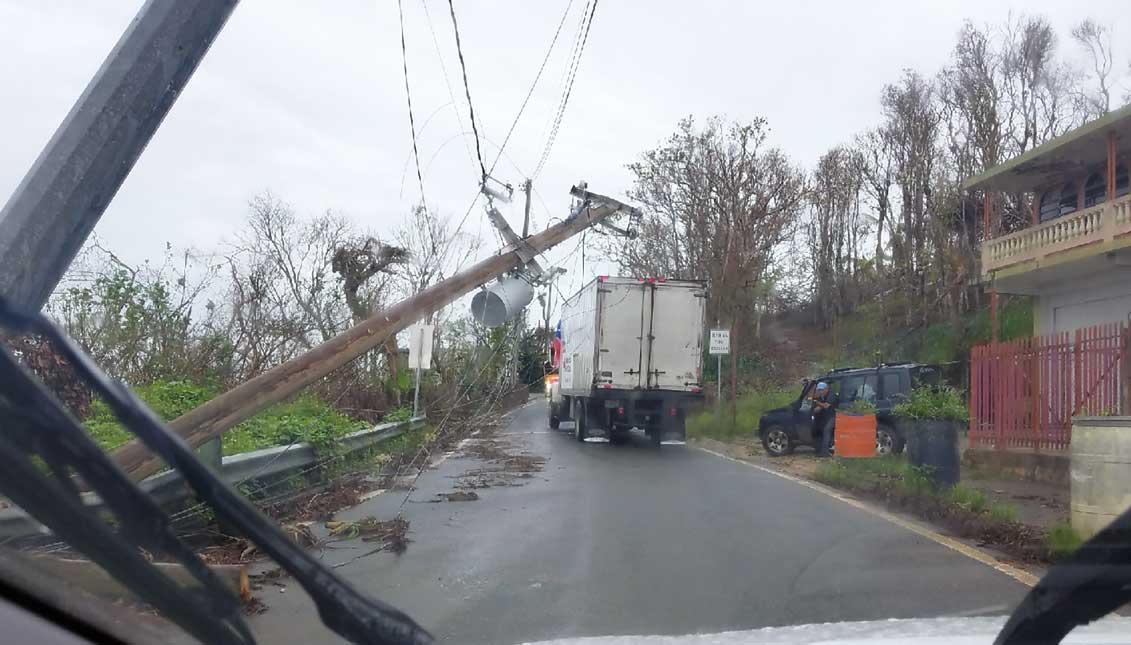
<box><xmin>696</xmin><ymin>446</ymin><xmax>1040</xmax><ymax>588</ymax></box>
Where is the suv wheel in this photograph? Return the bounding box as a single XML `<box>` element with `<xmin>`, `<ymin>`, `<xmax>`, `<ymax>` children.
<box><xmin>762</xmin><ymin>425</ymin><xmax>793</xmax><ymax>457</ymax></box>
<box><xmin>876</xmin><ymin>425</ymin><xmax>903</xmax><ymax>456</ymax></box>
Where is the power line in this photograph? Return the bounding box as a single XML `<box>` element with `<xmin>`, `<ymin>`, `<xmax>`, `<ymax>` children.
<box><xmin>488</xmin><ymin>0</ymin><xmax>576</xmax><ymax>176</ymax></box>
<box><xmin>397</xmin><ymin>0</ymin><xmax>427</xmax><ymax>207</ymax></box>
<box><xmin>420</xmin><ymin>0</ymin><xmax>477</xmax><ymax>169</ymax></box>
<box><xmin>533</xmin><ymin>0</ymin><xmax>598</xmax><ymax>180</ymax></box>
<box><xmin>446</xmin><ymin>0</ymin><xmax>487</xmax><ymax>181</ymax></box>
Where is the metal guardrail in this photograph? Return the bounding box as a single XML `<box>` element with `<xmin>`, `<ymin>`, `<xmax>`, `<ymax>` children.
<box><xmin>0</xmin><ymin>416</ymin><xmax>425</xmax><ymax>538</ymax></box>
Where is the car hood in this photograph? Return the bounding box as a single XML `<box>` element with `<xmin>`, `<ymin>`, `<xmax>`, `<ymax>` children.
<box><xmin>519</xmin><ymin>616</ymin><xmax>1131</xmax><ymax>644</ymax></box>
<box><xmin>761</xmin><ymin>405</ymin><xmax>793</xmax><ymax>420</ymax></box>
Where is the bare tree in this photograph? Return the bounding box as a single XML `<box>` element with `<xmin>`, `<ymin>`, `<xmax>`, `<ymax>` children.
<box><xmin>1072</xmin><ymin>19</ymin><xmax>1114</xmax><ymax>117</ymax></box>
<box><xmin>605</xmin><ymin>116</ymin><xmax>807</xmax><ymax>343</ymax></box>
<box><xmin>857</xmin><ymin>128</ymin><xmax>894</xmax><ymax>272</ymax></box>
<box><xmin>807</xmin><ymin>146</ymin><xmax>867</xmax><ymax>327</ymax></box>
<box><xmin>331</xmin><ymin>237</ymin><xmax>407</xmax><ymax>323</ymax></box>
<box><xmin>881</xmin><ymin>70</ymin><xmax>942</xmax><ymax>310</ymax></box>
<box><xmin>1001</xmin><ymin>15</ymin><xmax>1083</xmax><ymax>154</ymax></box>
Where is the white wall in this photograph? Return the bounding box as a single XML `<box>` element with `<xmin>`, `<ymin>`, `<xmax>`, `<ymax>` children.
<box><xmin>1036</xmin><ymin>273</ymin><xmax>1131</xmax><ymax>335</ymax></box>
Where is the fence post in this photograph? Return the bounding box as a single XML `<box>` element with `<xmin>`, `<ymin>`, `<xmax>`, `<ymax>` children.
<box><xmin>995</xmin><ymin>340</ymin><xmax>1005</xmax><ymax>451</ymax></box>
<box><xmin>1122</xmin><ymin>322</ymin><xmax>1131</xmax><ymax>416</ymax></box>
<box><xmin>969</xmin><ymin>346</ymin><xmax>977</xmax><ymax>450</ymax></box>
<box><xmin>1032</xmin><ymin>335</ymin><xmax>1041</xmax><ymax>453</ymax></box>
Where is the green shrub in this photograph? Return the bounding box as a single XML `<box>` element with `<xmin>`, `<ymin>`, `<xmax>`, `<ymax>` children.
<box><xmin>85</xmin><ymin>380</ymin><xmax>214</xmax><ymax>451</ymax></box>
<box><xmin>383</xmin><ymin>406</ymin><xmax>413</xmax><ymax>423</ymax></box>
<box><xmin>893</xmin><ymin>386</ymin><xmax>968</xmax><ymax>422</ymax></box>
<box><xmin>83</xmin><ymin>379</ymin><xmax>367</xmax><ymax>456</ymax></box>
<box><xmin>843</xmin><ymin>399</ymin><xmax>877</xmax><ymax>415</ymax></box>
<box><xmin>686</xmin><ymin>388</ymin><xmax>795</xmax><ymax>441</ymax></box>
<box><xmin>222</xmin><ymin>396</ymin><xmax>367</xmax><ymax>456</ymax></box>
<box><xmin>1047</xmin><ymin>523</ymin><xmax>1083</xmax><ymax>559</ymax></box>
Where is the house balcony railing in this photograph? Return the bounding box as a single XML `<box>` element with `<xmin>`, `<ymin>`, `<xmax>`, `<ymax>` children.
<box><xmin>981</xmin><ymin>194</ymin><xmax>1131</xmax><ymax>277</ymax></box>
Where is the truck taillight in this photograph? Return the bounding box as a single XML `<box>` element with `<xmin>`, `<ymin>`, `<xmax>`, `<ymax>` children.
<box><xmin>618</xmin><ymin>407</ymin><xmax>625</xmax><ymax>415</ymax></box>
<box><xmin>690</xmin><ymin>386</ymin><xmax>702</xmax><ymax>393</ymax></box>
<box><xmin>670</xmin><ymin>407</ymin><xmax>678</xmax><ymax>416</ymax></box>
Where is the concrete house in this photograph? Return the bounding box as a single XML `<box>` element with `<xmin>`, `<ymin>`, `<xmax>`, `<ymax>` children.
<box><xmin>964</xmin><ymin>105</ymin><xmax>1131</xmax><ymax>336</ymax></box>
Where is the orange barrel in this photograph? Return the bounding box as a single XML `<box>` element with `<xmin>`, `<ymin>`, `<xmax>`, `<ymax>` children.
<box><xmin>834</xmin><ymin>412</ymin><xmax>876</xmax><ymax>458</ymax></box>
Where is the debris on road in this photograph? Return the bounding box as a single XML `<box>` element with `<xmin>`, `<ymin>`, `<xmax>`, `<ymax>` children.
<box><xmin>434</xmin><ymin>491</ymin><xmax>479</xmax><ymax>502</ymax></box>
<box><xmin>455</xmin><ymin>432</ymin><xmax>547</xmax><ymax>490</ymax></box>
<box><xmin>325</xmin><ymin>516</ymin><xmax>411</xmax><ymax>554</ymax></box>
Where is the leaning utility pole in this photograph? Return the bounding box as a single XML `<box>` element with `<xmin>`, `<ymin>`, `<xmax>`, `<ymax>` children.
<box><xmin>110</xmin><ymin>187</ymin><xmax>636</xmax><ymax>482</ymax></box>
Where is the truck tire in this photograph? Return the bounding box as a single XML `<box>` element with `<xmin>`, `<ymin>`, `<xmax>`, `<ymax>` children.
<box><xmin>761</xmin><ymin>424</ymin><xmax>793</xmax><ymax>457</ymax></box>
<box><xmin>574</xmin><ymin>400</ymin><xmax>587</xmax><ymax>442</ymax></box>
<box><xmin>650</xmin><ymin>428</ymin><xmax>662</xmax><ymax>447</ymax></box>
<box><xmin>549</xmin><ymin>404</ymin><xmax>560</xmax><ymax>430</ymax></box>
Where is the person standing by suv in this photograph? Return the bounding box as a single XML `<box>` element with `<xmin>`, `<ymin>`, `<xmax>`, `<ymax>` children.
<box><xmin>812</xmin><ymin>382</ymin><xmax>837</xmax><ymax>457</ymax></box>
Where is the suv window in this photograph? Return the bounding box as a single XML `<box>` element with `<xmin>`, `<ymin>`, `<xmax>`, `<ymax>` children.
<box><xmin>911</xmin><ymin>366</ymin><xmax>942</xmax><ymax>388</ymax></box>
<box><xmin>802</xmin><ymin>377</ymin><xmax>842</xmax><ymax>409</ymax></box>
<box><xmin>841</xmin><ymin>374</ymin><xmax>878</xmax><ymax>403</ymax></box>
<box><xmin>881</xmin><ymin>372</ymin><xmax>902</xmax><ymax>400</ymax></box>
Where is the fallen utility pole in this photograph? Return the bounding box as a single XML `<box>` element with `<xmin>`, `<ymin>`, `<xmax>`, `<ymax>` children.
<box><xmin>111</xmin><ymin>186</ymin><xmax>637</xmax><ymax>482</ymax></box>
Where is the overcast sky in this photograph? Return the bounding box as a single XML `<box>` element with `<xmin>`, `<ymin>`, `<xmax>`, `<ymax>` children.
<box><xmin>2</xmin><ymin>1</ymin><xmax>1128</xmax><ymax>306</ymax></box>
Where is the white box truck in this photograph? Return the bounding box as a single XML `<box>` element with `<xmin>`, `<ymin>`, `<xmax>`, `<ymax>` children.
<box><xmin>549</xmin><ymin>276</ymin><xmax>706</xmax><ymax>445</ymax></box>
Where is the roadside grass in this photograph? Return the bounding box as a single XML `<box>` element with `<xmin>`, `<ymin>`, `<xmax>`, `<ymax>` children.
<box><xmin>989</xmin><ymin>503</ymin><xmax>1018</xmax><ymax>523</ymax></box>
<box><xmin>1047</xmin><ymin>523</ymin><xmax>1084</xmax><ymax>559</ymax></box>
<box><xmin>686</xmin><ymin>388</ymin><xmax>795</xmax><ymax>442</ymax></box>
<box><xmin>84</xmin><ymin>379</ymin><xmax>382</xmax><ymax>456</ymax></box>
<box><xmin>813</xmin><ymin>456</ymin><xmax>1024</xmax><ymax>527</ymax></box>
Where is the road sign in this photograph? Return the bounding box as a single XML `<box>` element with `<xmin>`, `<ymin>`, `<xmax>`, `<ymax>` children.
<box><xmin>407</xmin><ymin>323</ymin><xmax>434</xmax><ymax>370</ymax></box>
<box><xmin>708</xmin><ymin>329</ymin><xmax>730</xmax><ymax>355</ymax></box>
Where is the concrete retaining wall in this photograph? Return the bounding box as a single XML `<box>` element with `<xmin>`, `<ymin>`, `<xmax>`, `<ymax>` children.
<box><xmin>963</xmin><ymin>446</ymin><xmax>1070</xmax><ymax>488</ymax></box>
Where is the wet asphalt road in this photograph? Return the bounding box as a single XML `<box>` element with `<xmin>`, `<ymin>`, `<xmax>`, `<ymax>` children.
<box><xmin>244</xmin><ymin>397</ymin><xmax>1029</xmax><ymax>644</ymax></box>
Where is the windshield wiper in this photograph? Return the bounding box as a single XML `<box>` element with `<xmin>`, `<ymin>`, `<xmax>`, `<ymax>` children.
<box><xmin>0</xmin><ymin>298</ymin><xmax>433</xmax><ymax>645</ymax></box>
<box><xmin>996</xmin><ymin>508</ymin><xmax>1131</xmax><ymax>644</ymax></box>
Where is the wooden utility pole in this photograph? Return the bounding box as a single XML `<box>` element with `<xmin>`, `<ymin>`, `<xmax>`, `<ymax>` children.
<box><xmin>111</xmin><ymin>187</ymin><xmax>635</xmax><ymax>482</ymax></box>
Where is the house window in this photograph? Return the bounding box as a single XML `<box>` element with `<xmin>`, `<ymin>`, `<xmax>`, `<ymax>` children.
<box><xmin>1038</xmin><ymin>190</ymin><xmax>1060</xmax><ymax>222</ymax></box>
<box><xmin>1118</xmin><ymin>164</ymin><xmax>1129</xmax><ymax>199</ymax></box>
<box><xmin>1058</xmin><ymin>182</ymin><xmax>1079</xmax><ymax>217</ymax></box>
<box><xmin>1083</xmin><ymin>173</ymin><xmax>1105</xmax><ymax>207</ymax></box>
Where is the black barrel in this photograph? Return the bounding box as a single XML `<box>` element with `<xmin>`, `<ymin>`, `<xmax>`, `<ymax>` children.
<box><xmin>905</xmin><ymin>419</ymin><xmax>961</xmax><ymax>487</ymax></box>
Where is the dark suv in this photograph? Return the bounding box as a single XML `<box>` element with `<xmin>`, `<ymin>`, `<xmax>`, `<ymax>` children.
<box><xmin>758</xmin><ymin>363</ymin><xmax>943</xmax><ymax>457</ymax></box>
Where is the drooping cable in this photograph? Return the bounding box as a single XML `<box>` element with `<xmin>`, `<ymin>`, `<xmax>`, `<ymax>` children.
<box><xmin>488</xmin><ymin>0</ymin><xmax>576</xmax><ymax>176</ymax></box>
<box><xmin>532</xmin><ymin>0</ymin><xmax>598</xmax><ymax>179</ymax></box>
<box><xmin>397</xmin><ymin>0</ymin><xmax>427</xmax><ymax>207</ymax></box>
<box><xmin>446</xmin><ymin>0</ymin><xmax>488</xmax><ymax>181</ymax></box>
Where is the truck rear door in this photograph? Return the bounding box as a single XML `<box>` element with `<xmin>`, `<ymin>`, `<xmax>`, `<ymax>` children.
<box><xmin>645</xmin><ymin>281</ymin><xmax>705</xmax><ymax>390</ymax></box>
<box><xmin>597</xmin><ymin>279</ymin><xmax>648</xmax><ymax>389</ymax></box>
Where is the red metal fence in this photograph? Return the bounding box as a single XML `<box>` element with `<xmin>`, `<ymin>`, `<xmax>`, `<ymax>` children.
<box><xmin>969</xmin><ymin>322</ymin><xmax>1130</xmax><ymax>451</ymax></box>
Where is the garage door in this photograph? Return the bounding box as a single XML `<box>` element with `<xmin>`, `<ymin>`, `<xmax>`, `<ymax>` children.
<box><xmin>1053</xmin><ymin>294</ymin><xmax>1131</xmax><ymax>334</ymax></box>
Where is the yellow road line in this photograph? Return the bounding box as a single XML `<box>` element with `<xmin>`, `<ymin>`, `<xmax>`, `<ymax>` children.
<box><xmin>696</xmin><ymin>446</ymin><xmax>1040</xmax><ymax>588</ymax></box>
